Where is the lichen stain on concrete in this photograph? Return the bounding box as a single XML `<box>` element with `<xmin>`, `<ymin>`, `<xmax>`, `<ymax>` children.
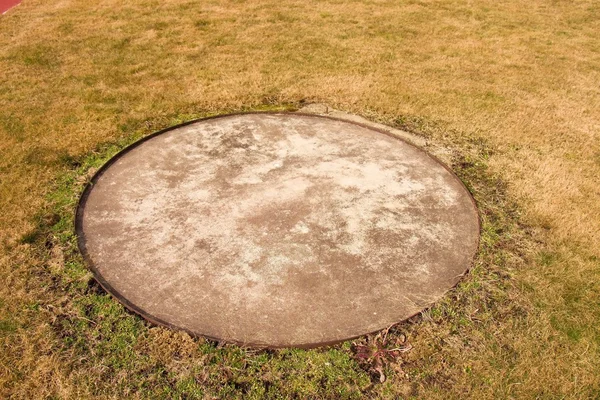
<box><xmin>80</xmin><ymin>113</ymin><xmax>479</xmax><ymax>347</ymax></box>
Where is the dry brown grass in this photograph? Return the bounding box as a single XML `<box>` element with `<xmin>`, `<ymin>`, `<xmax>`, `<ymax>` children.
<box><xmin>1</xmin><ymin>0</ymin><xmax>599</xmax><ymax>398</ymax></box>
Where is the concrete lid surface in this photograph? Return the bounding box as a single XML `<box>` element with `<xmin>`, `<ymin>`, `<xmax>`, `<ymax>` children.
<box><xmin>77</xmin><ymin>113</ymin><xmax>479</xmax><ymax>348</ymax></box>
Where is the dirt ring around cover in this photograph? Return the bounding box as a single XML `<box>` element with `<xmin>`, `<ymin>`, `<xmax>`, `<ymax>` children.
<box><xmin>76</xmin><ymin>112</ymin><xmax>480</xmax><ymax>348</ymax></box>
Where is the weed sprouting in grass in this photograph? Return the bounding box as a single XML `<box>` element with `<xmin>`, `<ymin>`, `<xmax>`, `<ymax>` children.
<box><xmin>352</xmin><ymin>328</ymin><xmax>412</xmax><ymax>383</ymax></box>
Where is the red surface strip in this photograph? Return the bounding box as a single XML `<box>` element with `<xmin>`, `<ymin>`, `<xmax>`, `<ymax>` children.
<box><xmin>1</xmin><ymin>0</ymin><xmax>21</xmax><ymax>14</ymax></box>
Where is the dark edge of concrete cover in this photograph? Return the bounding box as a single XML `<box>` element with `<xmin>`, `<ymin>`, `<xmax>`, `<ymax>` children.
<box><xmin>74</xmin><ymin>111</ymin><xmax>481</xmax><ymax>349</ymax></box>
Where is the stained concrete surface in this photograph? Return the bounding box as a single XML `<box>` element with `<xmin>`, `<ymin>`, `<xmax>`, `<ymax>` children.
<box><xmin>77</xmin><ymin>113</ymin><xmax>479</xmax><ymax>347</ymax></box>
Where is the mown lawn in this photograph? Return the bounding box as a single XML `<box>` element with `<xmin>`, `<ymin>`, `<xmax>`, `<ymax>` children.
<box><xmin>1</xmin><ymin>0</ymin><xmax>599</xmax><ymax>398</ymax></box>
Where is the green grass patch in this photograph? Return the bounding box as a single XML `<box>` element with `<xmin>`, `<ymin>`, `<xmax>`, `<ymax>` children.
<box><xmin>10</xmin><ymin>107</ymin><xmax>535</xmax><ymax>398</ymax></box>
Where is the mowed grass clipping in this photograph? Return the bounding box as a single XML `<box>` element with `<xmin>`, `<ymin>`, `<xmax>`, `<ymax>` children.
<box><xmin>0</xmin><ymin>0</ymin><xmax>599</xmax><ymax>398</ymax></box>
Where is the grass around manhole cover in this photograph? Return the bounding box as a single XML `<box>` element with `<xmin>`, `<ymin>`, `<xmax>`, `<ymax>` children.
<box><xmin>76</xmin><ymin>112</ymin><xmax>480</xmax><ymax>347</ymax></box>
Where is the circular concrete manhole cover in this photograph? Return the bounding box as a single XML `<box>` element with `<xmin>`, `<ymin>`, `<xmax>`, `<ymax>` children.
<box><xmin>77</xmin><ymin>112</ymin><xmax>479</xmax><ymax>348</ymax></box>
